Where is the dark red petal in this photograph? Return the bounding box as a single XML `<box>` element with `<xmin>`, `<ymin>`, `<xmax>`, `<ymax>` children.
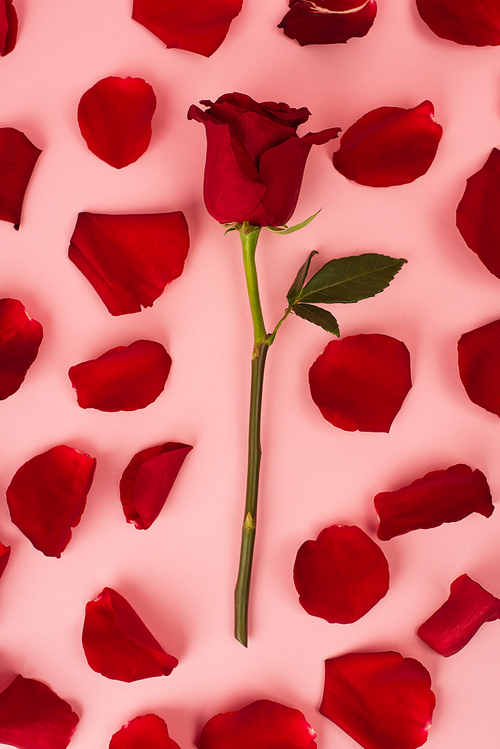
<box><xmin>197</xmin><ymin>700</ymin><xmax>317</xmax><ymax>749</ymax></box>
<box><xmin>456</xmin><ymin>149</ymin><xmax>500</xmax><ymax>278</ymax></box>
<box><xmin>109</xmin><ymin>714</ymin><xmax>181</xmax><ymax>749</ymax></box>
<box><xmin>0</xmin><ymin>0</ymin><xmax>17</xmax><ymax>56</ymax></box>
<box><xmin>279</xmin><ymin>0</ymin><xmax>376</xmax><ymax>46</ymax></box>
<box><xmin>199</xmin><ymin>93</ymin><xmax>311</xmax><ymax>130</ymax></box>
<box><xmin>416</xmin><ymin>0</ymin><xmax>500</xmax><ymax>46</ymax></box>
<box><xmin>6</xmin><ymin>445</ymin><xmax>96</xmax><ymax>557</ymax></box>
<box><xmin>458</xmin><ymin>318</ymin><xmax>500</xmax><ymax>416</ymax></box>
<box><xmin>375</xmin><ymin>464</ymin><xmax>493</xmax><ymax>541</ymax></box>
<box><xmin>132</xmin><ymin>0</ymin><xmax>243</xmax><ymax>57</ymax></box>
<box><xmin>0</xmin><ymin>127</ymin><xmax>41</xmax><ymax>227</ymax></box>
<box><xmin>333</xmin><ymin>101</ymin><xmax>442</xmax><ymax>187</ymax></box>
<box><xmin>309</xmin><ymin>333</ymin><xmax>412</xmax><ymax>432</ymax></box>
<box><xmin>320</xmin><ymin>652</ymin><xmax>435</xmax><ymax>749</ymax></box>
<box><xmin>69</xmin><ymin>212</ymin><xmax>190</xmax><ymax>316</ymax></box>
<box><xmin>0</xmin><ymin>298</ymin><xmax>43</xmax><ymax>399</ymax></box>
<box><xmin>120</xmin><ymin>443</ymin><xmax>193</xmax><ymax>529</ymax></box>
<box><xmin>418</xmin><ymin>574</ymin><xmax>500</xmax><ymax>656</ymax></box>
<box><xmin>0</xmin><ymin>542</ymin><xmax>11</xmax><ymax>579</ymax></box>
<box><xmin>78</xmin><ymin>77</ymin><xmax>156</xmax><ymax>169</ymax></box>
<box><xmin>68</xmin><ymin>339</ymin><xmax>171</xmax><ymax>412</ymax></box>
<box><xmin>293</xmin><ymin>525</ymin><xmax>389</xmax><ymax>623</ymax></box>
<box><xmin>0</xmin><ymin>675</ymin><xmax>79</xmax><ymax>749</ymax></box>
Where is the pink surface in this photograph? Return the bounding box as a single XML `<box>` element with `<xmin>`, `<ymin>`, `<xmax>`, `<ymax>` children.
<box><xmin>1</xmin><ymin>0</ymin><xmax>500</xmax><ymax>747</ymax></box>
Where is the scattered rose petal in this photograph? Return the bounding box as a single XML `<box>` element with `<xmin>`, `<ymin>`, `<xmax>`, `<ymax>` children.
<box><xmin>197</xmin><ymin>699</ymin><xmax>317</xmax><ymax>749</ymax></box>
<box><xmin>456</xmin><ymin>149</ymin><xmax>500</xmax><ymax>278</ymax></box>
<box><xmin>82</xmin><ymin>587</ymin><xmax>178</xmax><ymax>682</ymax></box>
<box><xmin>418</xmin><ymin>574</ymin><xmax>500</xmax><ymax>656</ymax></box>
<box><xmin>0</xmin><ymin>127</ymin><xmax>41</xmax><ymax>227</ymax></box>
<box><xmin>458</xmin><ymin>318</ymin><xmax>500</xmax><ymax>417</ymax></box>
<box><xmin>375</xmin><ymin>464</ymin><xmax>493</xmax><ymax>541</ymax></box>
<box><xmin>416</xmin><ymin>0</ymin><xmax>500</xmax><ymax>46</ymax></box>
<box><xmin>332</xmin><ymin>101</ymin><xmax>442</xmax><ymax>187</ymax></box>
<box><xmin>293</xmin><ymin>525</ymin><xmax>389</xmax><ymax>623</ymax></box>
<box><xmin>0</xmin><ymin>674</ymin><xmax>79</xmax><ymax>749</ymax></box>
<box><xmin>132</xmin><ymin>0</ymin><xmax>243</xmax><ymax>57</ymax></box>
<box><xmin>6</xmin><ymin>445</ymin><xmax>96</xmax><ymax>557</ymax></box>
<box><xmin>278</xmin><ymin>0</ymin><xmax>377</xmax><ymax>46</ymax></box>
<box><xmin>320</xmin><ymin>651</ymin><xmax>435</xmax><ymax>749</ymax></box>
<box><xmin>0</xmin><ymin>0</ymin><xmax>17</xmax><ymax>56</ymax></box>
<box><xmin>109</xmin><ymin>714</ymin><xmax>181</xmax><ymax>749</ymax></box>
<box><xmin>68</xmin><ymin>339</ymin><xmax>171</xmax><ymax>412</ymax></box>
<box><xmin>78</xmin><ymin>77</ymin><xmax>156</xmax><ymax>168</ymax></box>
<box><xmin>0</xmin><ymin>542</ymin><xmax>11</xmax><ymax>579</ymax></box>
<box><xmin>0</xmin><ymin>298</ymin><xmax>43</xmax><ymax>400</ymax></box>
<box><xmin>120</xmin><ymin>442</ymin><xmax>193</xmax><ymax>529</ymax></box>
<box><xmin>309</xmin><ymin>333</ymin><xmax>411</xmax><ymax>432</ymax></box>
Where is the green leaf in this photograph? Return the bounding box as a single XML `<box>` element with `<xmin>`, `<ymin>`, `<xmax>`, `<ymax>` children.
<box><xmin>293</xmin><ymin>304</ymin><xmax>340</xmax><ymax>336</ymax></box>
<box><xmin>298</xmin><ymin>253</ymin><xmax>407</xmax><ymax>305</ymax></box>
<box><xmin>267</xmin><ymin>209</ymin><xmax>321</xmax><ymax>235</ymax></box>
<box><xmin>286</xmin><ymin>250</ymin><xmax>318</xmax><ymax>305</ymax></box>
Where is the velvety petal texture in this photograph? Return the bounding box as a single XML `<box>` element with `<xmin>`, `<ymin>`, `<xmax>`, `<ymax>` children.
<box><xmin>109</xmin><ymin>714</ymin><xmax>181</xmax><ymax>749</ymax></box>
<box><xmin>293</xmin><ymin>524</ymin><xmax>389</xmax><ymax>623</ymax></box>
<box><xmin>309</xmin><ymin>333</ymin><xmax>412</xmax><ymax>432</ymax></box>
<box><xmin>69</xmin><ymin>212</ymin><xmax>190</xmax><ymax>315</ymax></box>
<box><xmin>120</xmin><ymin>442</ymin><xmax>193</xmax><ymax>529</ymax></box>
<box><xmin>82</xmin><ymin>587</ymin><xmax>178</xmax><ymax>682</ymax></box>
<box><xmin>0</xmin><ymin>0</ymin><xmax>17</xmax><ymax>56</ymax></box>
<box><xmin>0</xmin><ymin>127</ymin><xmax>41</xmax><ymax>227</ymax></box>
<box><xmin>320</xmin><ymin>652</ymin><xmax>435</xmax><ymax>749</ymax></box>
<box><xmin>458</xmin><ymin>318</ymin><xmax>500</xmax><ymax>416</ymax></box>
<box><xmin>197</xmin><ymin>700</ymin><xmax>317</xmax><ymax>749</ymax></box>
<box><xmin>418</xmin><ymin>574</ymin><xmax>500</xmax><ymax>656</ymax></box>
<box><xmin>456</xmin><ymin>149</ymin><xmax>500</xmax><ymax>278</ymax></box>
<box><xmin>6</xmin><ymin>445</ymin><xmax>96</xmax><ymax>557</ymax></box>
<box><xmin>416</xmin><ymin>0</ymin><xmax>500</xmax><ymax>46</ymax></box>
<box><xmin>0</xmin><ymin>541</ymin><xmax>11</xmax><ymax>579</ymax></box>
<box><xmin>78</xmin><ymin>77</ymin><xmax>156</xmax><ymax>168</ymax></box>
<box><xmin>0</xmin><ymin>675</ymin><xmax>79</xmax><ymax>749</ymax></box>
<box><xmin>375</xmin><ymin>464</ymin><xmax>493</xmax><ymax>541</ymax></box>
<box><xmin>278</xmin><ymin>0</ymin><xmax>377</xmax><ymax>46</ymax></box>
<box><xmin>132</xmin><ymin>0</ymin><xmax>243</xmax><ymax>57</ymax></box>
<box><xmin>69</xmin><ymin>339</ymin><xmax>171</xmax><ymax>411</ymax></box>
<box><xmin>333</xmin><ymin>101</ymin><xmax>442</xmax><ymax>187</ymax></box>
<box><xmin>0</xmin><ymin>298</ymin><xmax>43</xmax><ymax>400</ymax></box>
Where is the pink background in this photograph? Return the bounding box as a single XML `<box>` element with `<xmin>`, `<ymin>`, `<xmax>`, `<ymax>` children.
<box><xmin>1</xmin><ymin>0</ymin><xmax>500</xmax><ymax>746</ymax></box>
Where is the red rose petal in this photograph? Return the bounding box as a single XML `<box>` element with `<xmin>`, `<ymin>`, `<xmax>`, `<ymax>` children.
<box><xmin>418</xmin><ymin>574</ymin><xmax>500</xmax><ymax>656</ymax></box>
<box><xmin>0</xmin><ymin>0</ymin><xmax>17</xmax><ymax>56</ymax></box>
<box><xmin>333</xmin><ymin>101</ymin><xmax>442</xmax><ymax>187</ymax></box>
<box><xmin>0</xmin><ymin>675</ymin><xmax>79</xmax><ymax>749</ymax></box>
<box><xmin>0</xmin><ymin>542</ymin><xmax>11</xmax><ymax>579</ymax></box>
<box><xmin>120</xmin><ymin>442</ymin><xmax>193</xmax><ymax>529</ymax></box>
<box><xmin>6</xmin><ymin>445</ymin><xmax>96</xmax><ymax>557</ymax></box>
<box><xmin>69</xmin><ymin>212</ymin><xmax>190</xmax><ymax>315</ymax></box>
<box><xmin>82</xmin><ymin>587</ymin><xmax>178</xmax><ymax>682</ymax></box>
<box><xmin>293</xmin><ymin>525</ymin><xmax>389</xmax><ymax>623</ymax></box>
<box><xmin>456</xmin><ymin>149</ymin><xmax>500</xmax><ymax>278</ymax></box>
<box><xmin>320</xmin><ymin>651</ymin><xmax>435</xmax><ymax>749</ymax></box>
<box><xmin>132</xmin><ymin>0</ymin><xmax>243</xmax><ymax>57</ymax></box>
<box><xmin>416</xmin><ymin>0</ymin><xmax>500</xmax><ymax>46</ymax></box>
<box><xmin>309</xmin><ymin>333</ymin><xmax>412</xmax><ymax>432</ymax></box>
<box><xmin>109</xmin><ymin>714</ymin><xmax>181</xmax><ymax>749</ymax></box>
<box><xmin>458</xmin><ymin>318</ymin><xmax>500</xmax><ymax>416</ymax></box>
<box><xmin>375</xmin><ymin>464</ymin><xmax>493</xmax><ymax>541</ymax></box>
<box><xmin>0</xmin><ymin>127</ymin><xmax>41</xmax><ymax>227</ymax></box>
<box><xmin>78</xmin><ymin>77</ymin><xmax>156</xmax><ymax>168</ymax></box>
<box><xmin>278</xmin><ymin>0</ymin><xmax>377</xmax><ymax>46</ymax></box>
<box><xmin>0</xmin><ymin>298</ymin><xmax>43</xmax><ymax>400</ymax></box>
<box><xmin>197</xmin><ymin>700</ymin><xmax>317</xmax><ymax>749</ymax></box>
<box><xmin>68</xmin><ymin>339</ymin><xmax>171</xmax><ymax>412</ymax></box>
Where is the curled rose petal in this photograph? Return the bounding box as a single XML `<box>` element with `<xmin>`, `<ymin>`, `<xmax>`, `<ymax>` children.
<box><xmin>68</xmin><ymin>339</ymin><xmax>171</xmax><ymax>412</ymax></box>
<box><xmin>0</xmin><ymin>127</ymin><xmax>41</xmax><ymax>227</ymax></box>
<box><xmin>78</xmin><ymin>77</ymin><xmax>156</xmax><ymax>168</ymax></box>
<box><xmin>6</xmin><ymin>445</ymin><xmax>96</xmax><ymax>557</ymax></box>
<box><xmin>309</xmin><ymin>333</ymin><xmax>412</xmax><ymax>432</ymax></box>
<box><xmin>458</xmin><ymin>318</ymin><xmax>500</xmax><ymax>416</ymax></box>
<box><xmin>375</xmin><ymin>464</ymin><xmax>493</xmax><ymax>541</ymax></box>
<box><xmin>418</xmin><ymin>574</ymin><xmax>500</xmax><ymax>656</ymax></box>
<box><xmin>197</xmin><ymin>699</ymin><xmax>317</xmax><ymax>749</ymax></box>
<box><xmin>416</xmin><ymin>0</ymin><xmax>500</xmax><ymax>46</ymax></box>
<box><xmin>332</xmin><ymin>101</ymin><xmax>442</xmax><ymax>187</ymax></box>
<box><xmin>109</xmin><ymin>714</ymin><xmax>181</xmax><ymax>749</ymax></box>
<box><xmin>69</xmin><ymin>212</ymin><xmax>190</xmax><ymax>315</ymax></box>
<box><xmin>0</xmin><ymin>542</ymin><xmax>11</xmax><ymax>579</ymax></box>
<box><xmin>0</xmin><ymin>674</ymin><xmax>79</xmax><ymax>749</ymax></box>
<box><xmin>132</xmin><ymin>0</ymin><xmax>243</xmax><ymax>57</ymax></box>
<box><xmin>0</xmin><ymin>298</ymin><xmax>43</xmax><ymax>400</ymax></box>
<box><xmin>293</xmin><ymin>525</ymin><xmax>389</xmax><ymax>623</ymax></box>
<box><xmin>278</xmin><ymin>0</ymin><xmax>377</xmax><ymax>47</ymax></box>
<box><xmin>320</xmin><ymin>651</ymin><xmax>435</xmax><ymax>749</ymax></box>
<box><xmin>0</xmin><ymin>0</ymin><xmax>17</xmax><ymax>56</ymax></box>
<box><xmin>82</xmin><ymin>587</ymin><xmax>178</xmax><ymax>682</ymax></box>
<box><xmin>120</xmin><ymin>443</ymin><xmax>193</xmax><ymax>529</ymax></box>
